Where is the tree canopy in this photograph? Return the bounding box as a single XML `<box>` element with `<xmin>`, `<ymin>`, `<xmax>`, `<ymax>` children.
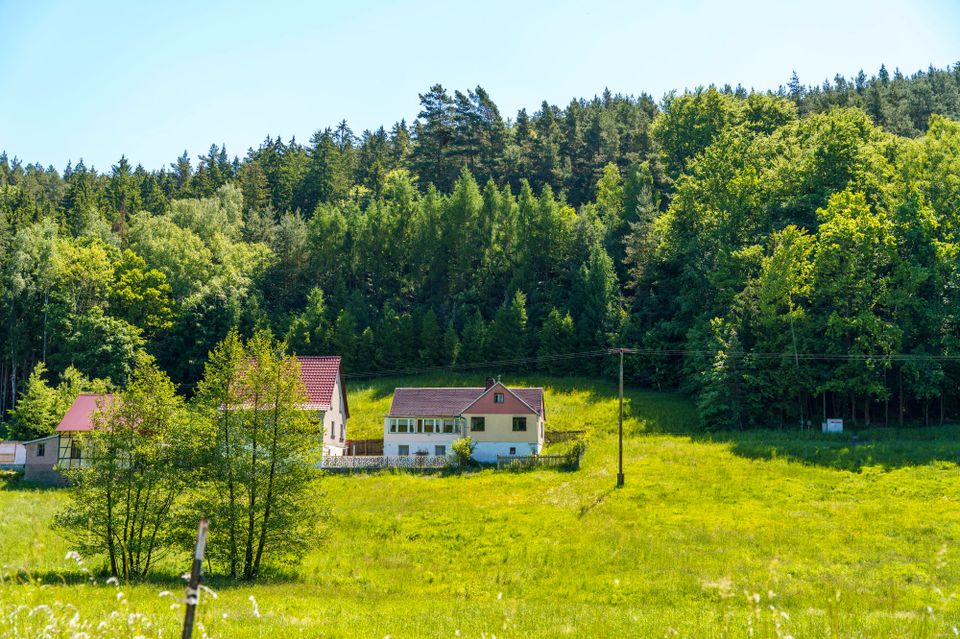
<box><xmin>2</xmin><ymin>63</ymin><xmax>960</xmax><ymax>430</ymax></box>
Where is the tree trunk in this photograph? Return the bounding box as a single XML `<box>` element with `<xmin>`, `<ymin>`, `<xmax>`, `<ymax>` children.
<box><xmin>253</xmin><ymin>383</ymin><xmax>283</xmax><ymax>576</ymax></box>
<box><xmin>223</xmin><ymin>406</ymin><xmax>239</xmax><ymax>580</ymax></box>
<box><xmin>243</xmin><ymin>395</ymin><xmax>261</xmax><ymax>580</ymax></box>
<box><xmin>106</xmin><ymin>465</ymin><xmax>119</xmax><ymax>577</ymax></box>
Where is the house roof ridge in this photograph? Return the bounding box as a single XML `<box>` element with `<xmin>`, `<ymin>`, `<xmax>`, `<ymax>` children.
<box><xmin>460</xmin><ymin>381</ymin><xmax>541</xmax><ymax>416</ymax></box>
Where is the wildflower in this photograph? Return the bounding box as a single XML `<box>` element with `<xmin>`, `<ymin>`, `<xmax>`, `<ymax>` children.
<box><xmin>249</xmin><ymin>594</ymin><xmax>261</xmax><ymax>618</ymax></box>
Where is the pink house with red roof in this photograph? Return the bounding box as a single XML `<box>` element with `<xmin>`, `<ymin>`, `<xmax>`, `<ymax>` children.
<box><xmin>297</xmin><ymin>356</ymin><xmax>349</xmax><ymax>456</ymax></box>
<box><xmin>384</xmin><ymin>378</ymin><xmax>545</xmax><ymax>462</ymax></box>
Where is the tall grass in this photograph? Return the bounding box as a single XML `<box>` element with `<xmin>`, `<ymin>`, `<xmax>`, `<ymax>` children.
<box><xmin>2</xmin><ymin>374</ymin><xmax>960</xmax><ymax>637</ymax></box>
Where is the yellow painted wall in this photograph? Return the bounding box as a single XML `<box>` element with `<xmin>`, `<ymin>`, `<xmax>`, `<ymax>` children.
<box><xmin>463</xmin><ymin>413</ymin><xmax>544</xmax><ymax>444</ymax></box>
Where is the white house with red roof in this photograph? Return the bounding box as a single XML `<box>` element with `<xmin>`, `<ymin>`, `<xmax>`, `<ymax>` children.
<box><xmin>297</xmin><ymin>356</ymin><xmax>349</xmax><ymax>457</ymax></box>
<box><xmin>384</xmin><ymin>378</ymin><xmax>545</xmax><ymax>462</ymax></box>
<box><xmin>37</xmin><ymin>358</ymin><xmax>347</xmax><ymax>479</ymax></box>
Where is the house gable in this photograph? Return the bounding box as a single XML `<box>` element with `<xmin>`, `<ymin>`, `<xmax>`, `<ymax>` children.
<box><xmin>462</xmin><ymin>383</ymin><xmax>538</xmax><ymax>416</ymax></box>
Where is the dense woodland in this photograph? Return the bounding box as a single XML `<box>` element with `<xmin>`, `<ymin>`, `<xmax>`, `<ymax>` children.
<box><xmin>2</xmin><ymin>63</ymin><xmax>960</xmax><ymax>433</ymax></box>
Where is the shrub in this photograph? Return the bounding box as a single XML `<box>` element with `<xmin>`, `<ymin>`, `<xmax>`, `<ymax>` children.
<box><xmin>451</xmin><ymin>437</ymin><xmax>476</xmax><ymax>465</ymax></box>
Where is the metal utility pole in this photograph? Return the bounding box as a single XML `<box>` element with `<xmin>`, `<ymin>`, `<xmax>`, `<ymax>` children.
<box><xmin>182</xmin><ymin>519</ymin><xmax>209</xmax><ymax>639</ymax></box>
<box><xmin>615</xmin><ymin>348</ymin><xmax>633</xmax><ymax>487</ymax></box>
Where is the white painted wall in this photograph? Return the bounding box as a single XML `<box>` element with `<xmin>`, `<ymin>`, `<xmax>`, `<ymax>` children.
<box><xmin>383</xmin><ymin>431</ymin><xmax>460</xmax><ymax>457</ymax></box>
<box><xmin>0</xmin><ymin>442</ymin><xmax>25</xmax><ymax>465</ymax></box>
<box><xmin>322</xmin><ymin>373</ymin><xmax>348</xmax><ymax>456</ymax></box>
<box><xmin>472</xmin><ymin>441</ymin><xmax>541</xmax><ymax>463</ymax></box>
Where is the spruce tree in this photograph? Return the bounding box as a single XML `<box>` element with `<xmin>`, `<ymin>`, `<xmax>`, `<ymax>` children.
<box><xmin>329</xmin><ymin>309</ymin><xmax>359</xmax><ymax>372</ymax></box>
<box><xmin>418</xmin><ymin>309</ymin><xmax>442</xmax><ymax>366</ymax></box>
<box><xmin>538</xmin><ymin>308</ymin><xmax>576</xmax><ymax>375</ymax></box>
<box><xmin>459</xmin><ymin>310</ymin><xmax>486</xmax><ymax>364</ymax></box>
<box><xmin>442</xmin><ymin>321</ymin><xmax>461</xmax><ymax>366</ymax></box>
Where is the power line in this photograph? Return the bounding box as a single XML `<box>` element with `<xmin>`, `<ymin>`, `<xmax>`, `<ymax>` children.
<box><xmin>341</xmin><ymin>346</ymin><xmax>960</xmax><ymax>382</ymax></box>
<box><xmin>342</xmin><ymin>349</ymin><xmax>611</xmax><ymax>380</ymax></box>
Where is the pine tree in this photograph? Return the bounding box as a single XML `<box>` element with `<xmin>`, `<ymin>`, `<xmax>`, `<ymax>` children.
<box><xmin>412</xmin><ymin>84</ymin><xmax>456</xmax><ymax>191</ymax></box>
<box><xmin>329</xmin><ymin>309</ymin><xmax>359</xmax><ymax>372</ymax></box>
<box><xmin>442</xmin><ymin>321</ymin><xmax>460</xmax><ymax>366</ymax></box>
<box><xmin>418</xmin><ymin>309</ymin><xmax>442</xmax><ymax>366</ymax></box>
<box><xmin>572</xmin><ymin>244</ymin><xmax>620</xmax><ymax>354</ymax></box>
<box><xmin>459</xmin><ymin>310</ymin><xmax>486</xmax><ymax>364</ymax></box>
<box><xmin>285</xmin><ymin>287</ymin><xmax>329</xmax><ymax>355</ymax></box>
<box><xmin>8</xmin><ymin>362</ymin><xmax>61</xmax><ymax>440</ymax></box>
<box><xmin>488</xmin><ymin>291</ymin><xmax>528</xmax><ymax>365</ymax></box>
<box><xmin>538</xmin><ymin>308</ymin><xmax>576</xmax><ymax>374</ymax></box>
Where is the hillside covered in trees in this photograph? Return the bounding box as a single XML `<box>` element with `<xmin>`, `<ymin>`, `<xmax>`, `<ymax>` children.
<box><xmin>2</xmin><ymin>63</ymin><xmax>960</xmax><ymax>433</ymax></box>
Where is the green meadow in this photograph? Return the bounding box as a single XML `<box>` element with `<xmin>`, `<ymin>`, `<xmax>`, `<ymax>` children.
<box><xmin>3</xmin><ymin>374</ymin><xmax>960</xmax><ymax>637</ymax></box>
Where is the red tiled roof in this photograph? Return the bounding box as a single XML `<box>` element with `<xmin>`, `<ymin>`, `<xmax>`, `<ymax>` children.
<box><xmin>56</xmin><ymin>394</ymin><xmax>115</xmax><ymax>432</ymax></box>
<box><xmin>389</xmin><ymin>386</ymin><xmax>544</xmax><ymax>417</ymax></box>
<box><xmin>297</xmin><ymin>356</ymin><xmax>348</xmax><ymax>417</ymax></box>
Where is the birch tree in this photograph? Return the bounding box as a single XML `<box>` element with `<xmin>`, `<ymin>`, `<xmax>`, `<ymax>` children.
<box><xmin>195</xmin><ymin>330</ymin><xmax>324</xmax><ymax>580</ymax></box>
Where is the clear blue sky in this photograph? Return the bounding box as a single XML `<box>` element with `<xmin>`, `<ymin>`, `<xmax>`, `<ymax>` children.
<box><xmin>1</xmin><ymin>0</ymin><xmax>958</xmax><ymax>172</ymax></box>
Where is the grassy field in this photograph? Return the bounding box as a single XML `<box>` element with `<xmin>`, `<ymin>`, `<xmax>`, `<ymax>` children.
<box><xmin>3</xmin><ymin>374</ymin><xmax>960</xmax><ymax>637</ymax></box>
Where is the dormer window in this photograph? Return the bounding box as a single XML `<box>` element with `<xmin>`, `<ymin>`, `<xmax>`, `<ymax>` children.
<box><xmin>494</xmin><ymin>393</ymin><xmax>504</xmax><ymax>404</ymax></box>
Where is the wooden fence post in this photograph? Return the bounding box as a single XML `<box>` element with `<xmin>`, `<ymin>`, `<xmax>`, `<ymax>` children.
<box><xmin>182</xmin><ymin>519</ymin><xmax>209</xmax><ymax>639</ymax></box>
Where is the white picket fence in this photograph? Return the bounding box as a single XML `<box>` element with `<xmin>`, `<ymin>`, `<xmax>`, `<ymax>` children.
<box><xmin>321</xmin><ymin>455</ymin><xmax>451</xmax><ymax>471</ymax></box>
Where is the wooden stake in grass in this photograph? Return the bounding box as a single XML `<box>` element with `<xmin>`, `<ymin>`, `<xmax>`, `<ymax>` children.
<box><xmin>182</xmin><ymin>519</ymin><xmax>209</xmax><ymax>639</ymax></box>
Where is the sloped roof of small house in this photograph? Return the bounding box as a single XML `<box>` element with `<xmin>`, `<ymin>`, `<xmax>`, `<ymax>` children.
<box><xmin>388</xmin><ymin>384</ymin><xmax>544</xmax><ymax>418</ymax></box>
<box><xmin>297</xmin><ymin>356</ymin><xmax>348</xmax><ymax>417</ymax></box>
<box><xmin>56</xmin><ymin>394</ymin><xmax>115</xmax><ymax>432</ymax></box>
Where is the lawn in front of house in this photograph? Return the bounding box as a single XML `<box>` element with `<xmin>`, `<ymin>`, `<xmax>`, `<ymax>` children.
<box><xmin>2</xmin><ymin>375</ymin><xmax>960</xmax><ymax>637</ymax></box>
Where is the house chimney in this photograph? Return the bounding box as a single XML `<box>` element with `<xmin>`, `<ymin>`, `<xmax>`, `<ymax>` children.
<box><xmin>485</xmin><ymin>377</ymin><xmax>495</xmax><ymax>390</ymax></box>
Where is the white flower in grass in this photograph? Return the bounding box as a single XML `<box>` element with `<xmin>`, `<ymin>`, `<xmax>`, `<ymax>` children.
<box><xmin>497</xmin><ymin>592</ymin><xmax>503</xmax><ymax>600</ymax></box>
<box><xmin>249</xmin><ymin>594</ymin><xmax>261</xmax><ymax>618</ymax></box>
<box><xmin>159</xmin><ymin>591</ymin><xmax>174</xmax><ymax>598</ymax></box>
<box><xmin>65</xmin><ymin>551</ymin><xmax>81</xmax><ymax>562</ymax></box>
